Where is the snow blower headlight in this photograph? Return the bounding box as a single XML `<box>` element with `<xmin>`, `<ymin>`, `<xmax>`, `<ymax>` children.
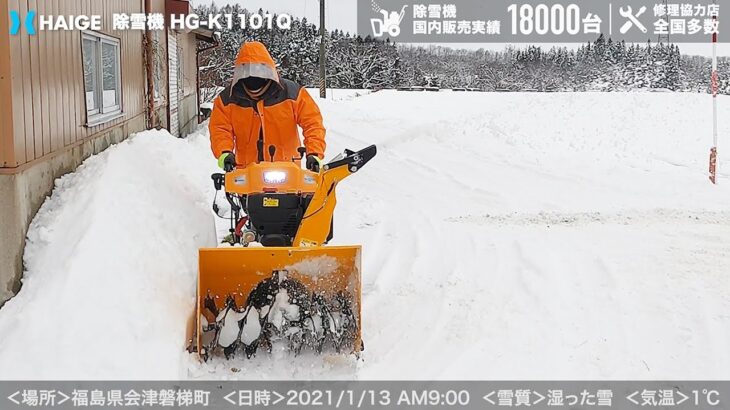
<box><xmin>263</xmin><ymin>170</ymin><xmax>287</xmax><ymax>184</ymax></box>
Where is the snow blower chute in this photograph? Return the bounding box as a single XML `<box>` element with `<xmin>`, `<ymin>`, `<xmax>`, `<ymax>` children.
<box><xmin>192</xmin><ymin>144</ymin><xmax>376</xmax><ymax>361</ymax></box>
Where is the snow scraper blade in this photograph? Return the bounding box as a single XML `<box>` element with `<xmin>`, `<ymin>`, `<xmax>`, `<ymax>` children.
<box><xmin>194</xmin><ymin>246</ymin><xmax>362</xmax><ymax>360</ymax></box>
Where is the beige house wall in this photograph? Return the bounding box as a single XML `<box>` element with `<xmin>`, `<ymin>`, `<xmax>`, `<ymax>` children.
<box><xmin>3</xmin><ymin>0</ymin><xmax>147</xmax><ymax>170</ymax></box>
<box><xmin>0</xmin><ymin>0</ymin><xmax>206</xmax><ymax>305</ymax></box>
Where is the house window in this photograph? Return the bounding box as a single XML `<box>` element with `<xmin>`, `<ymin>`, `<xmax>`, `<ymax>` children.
<box><xmin>82</xmin><ymin>32</ymin><xmax>122</xmax><ymax>125</ymax></box>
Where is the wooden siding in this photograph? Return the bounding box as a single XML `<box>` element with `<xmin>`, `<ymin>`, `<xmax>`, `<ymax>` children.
<box><xmin>1</xmin><ymin>0</ymin><xmax>12</xmax><ymax>167</ymax></box>
<box><xmin>4</xmin><ymin>0</ymin><xmax>146</xmax><ymax>168</ymax></box>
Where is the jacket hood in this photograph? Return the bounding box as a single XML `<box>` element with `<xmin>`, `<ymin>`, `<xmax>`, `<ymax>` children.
<box><xmin>231</xmin><ymin>41</ymin><xmax>280</xmax><ymax>87</ymax></box>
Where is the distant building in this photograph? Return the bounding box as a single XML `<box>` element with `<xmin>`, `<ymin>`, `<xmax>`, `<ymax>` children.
<box><xmin>0</xmin><ymin>0</ymin><xmax>216</xmax><ymax>304</ymax></box>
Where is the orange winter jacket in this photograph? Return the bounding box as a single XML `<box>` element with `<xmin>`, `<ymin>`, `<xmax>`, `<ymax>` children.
<box><xmin>209</xmin><ymin>42</ymin><xmax>326</xmax><ymax>167</ymax></box>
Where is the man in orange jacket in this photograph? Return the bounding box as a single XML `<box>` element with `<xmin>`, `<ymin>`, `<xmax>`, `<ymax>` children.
<box><xmin>209</xmin><ymin>41</ymin><xmax>326</xmax><ymax>172</ymax></box>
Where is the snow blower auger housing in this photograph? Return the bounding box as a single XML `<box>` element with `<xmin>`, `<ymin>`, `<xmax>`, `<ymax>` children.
<box><xmin>193</xmin><ymin>145</ymin><xmax>376</xmax><ymax>361</ymax></box>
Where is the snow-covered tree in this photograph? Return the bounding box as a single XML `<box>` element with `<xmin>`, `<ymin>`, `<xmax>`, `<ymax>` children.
<box><xmin>196</xmin><ymin>4</ymin><xmax>729</xmax><ymax>95</ymax></box>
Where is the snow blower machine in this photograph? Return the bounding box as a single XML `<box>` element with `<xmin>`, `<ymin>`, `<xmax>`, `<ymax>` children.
<box><xmin>192</xmin><ymin>144</ymin><xmax>376</xmax><ymax>361</ymax></box>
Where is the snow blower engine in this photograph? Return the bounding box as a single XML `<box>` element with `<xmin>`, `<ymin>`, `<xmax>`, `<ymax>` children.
<box><xmin>191</xmin><ymin>144</ymin><xmax>376</xmax><ymax>361</ymax></box>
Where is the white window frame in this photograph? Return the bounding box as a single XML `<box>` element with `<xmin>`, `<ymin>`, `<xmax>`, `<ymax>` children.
<box><xmin>82</xmin><ymin>31</ymin><xmax>123</xmax><ymax>126</ymax></box>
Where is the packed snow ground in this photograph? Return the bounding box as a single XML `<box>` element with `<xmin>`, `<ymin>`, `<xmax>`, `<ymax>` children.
<box><xmin>0</xmin><ymin>91</ymin><xmax>729</xmax><ymax>379</ymax></box>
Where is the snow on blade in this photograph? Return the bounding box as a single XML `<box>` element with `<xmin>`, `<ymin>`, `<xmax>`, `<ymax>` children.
<box><xmin>217</xmin><ymin>306</ymin><xmax>246</xmax><ymax>350</ymax></box>
<box><xmin>240</xmin><ymin>307</ymin><xmax>262</xmax><ymax>345</ymax></box>
<box><xmin>269</xmin><ymin>289</ymin><xmax>300</xmax><ymax>330</ymax></box>
<box><xmin>284</xmin><ymin>256</ymin><xmax>340</xmax><ymax>279</ymax></box>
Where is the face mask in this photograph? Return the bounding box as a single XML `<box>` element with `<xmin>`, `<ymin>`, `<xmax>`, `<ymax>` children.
<box><xmin>243</xmin><ymin>77</ymin><xmax>268</xmax><ymax>90</ymax></box>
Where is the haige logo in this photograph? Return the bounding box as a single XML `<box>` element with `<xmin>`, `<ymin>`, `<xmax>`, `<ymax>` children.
<box><xmin>9</xmin><ymin>9</ymin><xmax>37</xmax><ymax>35</ymax></box>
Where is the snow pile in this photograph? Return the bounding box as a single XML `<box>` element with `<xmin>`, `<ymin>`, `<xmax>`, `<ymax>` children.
<box><xmin>1</xmin><ymin>91</ymin><xmax>729</xmax><ymax>380</ymax></box>
<box><xmin>268</xmin><ymin>289</ymin><xmax>301</xmax><ymax>330</ymax></box>
<box><xmin>284</xmin><ymin>255</ymin><xmax>340</xmax><ymax>279</ymax></box>
<box><xmin>0</xmin><ymin>129</ymin><xmax>218</xmax><ymax>379</ymax></box>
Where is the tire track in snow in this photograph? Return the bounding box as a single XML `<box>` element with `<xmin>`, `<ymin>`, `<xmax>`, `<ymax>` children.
<box><xmin>446</xmin><ymin>209</ymin><xmax>730</xmax><ymax>227</ymax></box>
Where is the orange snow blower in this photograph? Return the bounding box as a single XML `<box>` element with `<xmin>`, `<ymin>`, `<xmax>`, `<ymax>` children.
<box><xmin>191</xmin><ymin>144</ymin><xmax>376</xmax><ymax>361</ymax></box>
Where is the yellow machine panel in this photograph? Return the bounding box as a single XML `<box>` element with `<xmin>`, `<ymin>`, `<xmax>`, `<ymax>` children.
<box><xmin>197</xmin><ymin>246</ymin><xmax>362</xmax><ymax>359</ymax></box>
<box><xmin>224</xmin><ymin>161</ymin><xmax>320</xmax><ymax>195</ymax></box>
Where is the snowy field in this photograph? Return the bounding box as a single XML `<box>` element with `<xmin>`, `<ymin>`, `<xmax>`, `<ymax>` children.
<box><xmin>305</xmin><ymin>88</ymin><xmax>372</xmax><ymax>101</ymax></box>
<box><xmin>0</xmin><ymin>91</ymin><xmax>729</xmax><ymax>380</ymax></box>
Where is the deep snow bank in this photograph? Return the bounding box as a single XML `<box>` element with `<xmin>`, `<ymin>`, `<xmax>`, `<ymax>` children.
<box><xmin>0</xmin><ymin>129</ymin><xmax>218</xmax><ymax>379</ymax></box>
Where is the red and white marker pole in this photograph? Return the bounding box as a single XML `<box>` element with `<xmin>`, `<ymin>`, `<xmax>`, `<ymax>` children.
<box><xmin>709</xmin><ymin>6</ymin><xmax>719</xmax><ymax>184</ymax></box>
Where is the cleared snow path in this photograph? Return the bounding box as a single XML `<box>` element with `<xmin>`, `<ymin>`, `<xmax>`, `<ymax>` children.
<box><xmin>1</xmin><ymin>92</ymin><xmax>729</xmax><ymax>380</ymax></box>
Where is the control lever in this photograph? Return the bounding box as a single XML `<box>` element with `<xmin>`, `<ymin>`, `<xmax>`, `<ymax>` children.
<box><xmin>211</xmin><ymin>173</ymin><xmax>224</xmax><ymax>191</ymax></box>
<box><xmin>292</xmin><ymin>147</ymin><xmax>307</xmax><ymax>162</ymax></box>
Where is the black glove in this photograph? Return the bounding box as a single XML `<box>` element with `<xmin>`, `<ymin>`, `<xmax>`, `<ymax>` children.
<box><xmin>218</xmin><ymin>151</ymin><xmax>236</xmax><ymax>172</ymax></box>
<box><xmin>306</xmin><ymin>155</ymin><xmax>323</xmax><ymax>172</ymax></box>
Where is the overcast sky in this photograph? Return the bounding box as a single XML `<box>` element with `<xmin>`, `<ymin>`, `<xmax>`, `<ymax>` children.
<box><xmin>190</xmin><ymin>0</ymin><xmax>728</xmax><ymax>56</ymax></box>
